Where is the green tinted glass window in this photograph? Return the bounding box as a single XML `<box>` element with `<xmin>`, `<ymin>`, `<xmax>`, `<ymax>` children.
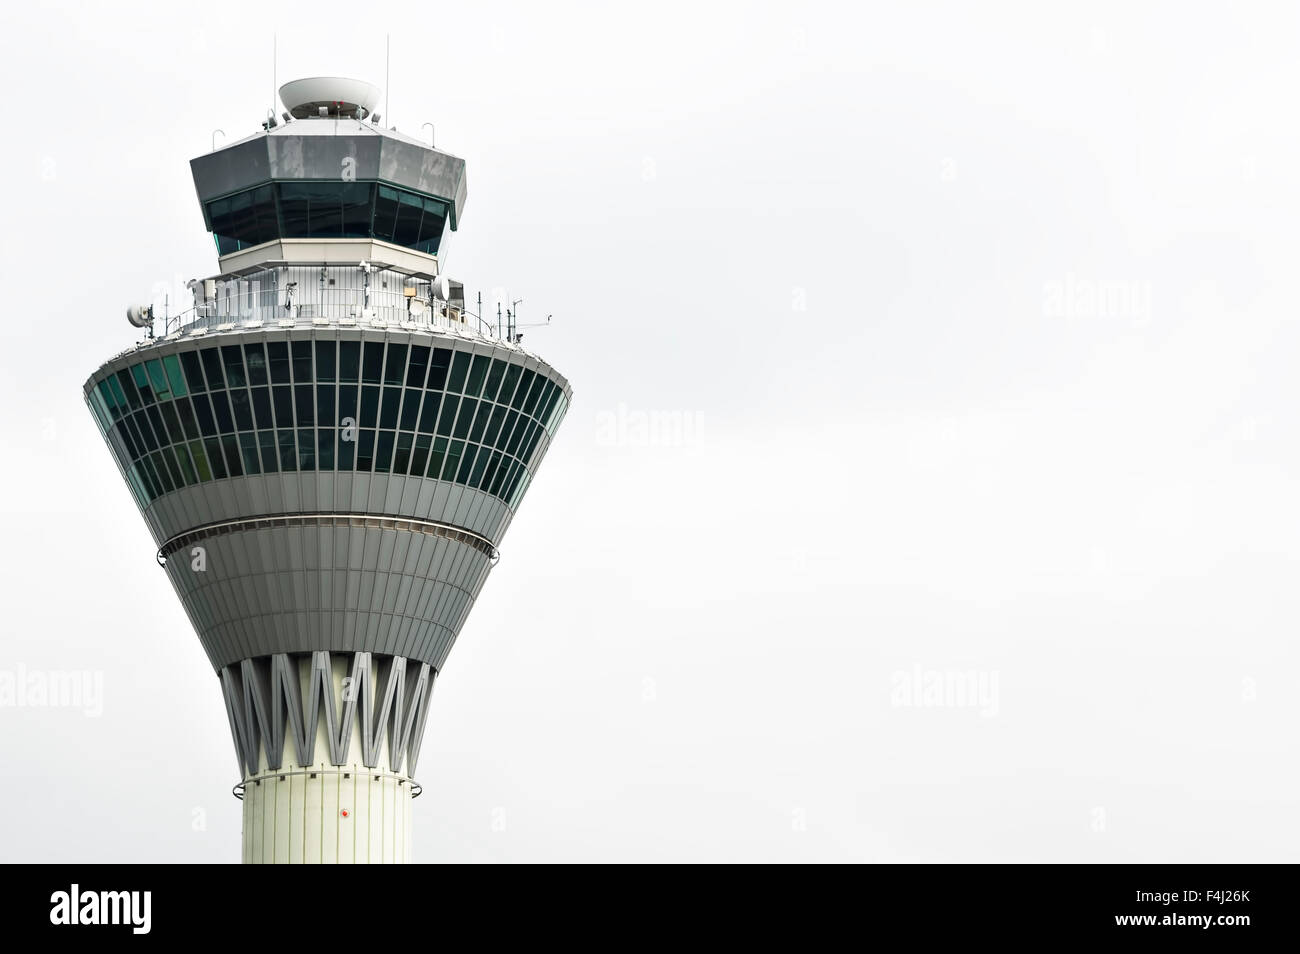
<box><xmin>163</xmin><ymin>355</ymin><xmax>188</xmax><ymax>396</ymax></box>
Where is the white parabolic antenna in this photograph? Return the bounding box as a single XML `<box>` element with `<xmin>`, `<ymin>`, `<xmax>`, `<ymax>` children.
<box><xmin>279</xmin><ymin>76</ymin><xmax>382</xmax><ymax>119</ymax></box>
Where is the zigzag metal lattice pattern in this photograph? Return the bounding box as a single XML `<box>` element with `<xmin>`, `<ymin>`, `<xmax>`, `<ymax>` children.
<box><xmin>219</xmin><ymin>652</ymin><xmax>435</xmax><ymax>778</ymax></box>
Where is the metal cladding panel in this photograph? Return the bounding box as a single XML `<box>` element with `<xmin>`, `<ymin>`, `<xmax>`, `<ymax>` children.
<box><xmin>267</xmin><ymin>136</ymin><xmax>382</xmax><ymax>180</ymax></box>
<box><xmin>190</xmin><ymin>138</ymin><xmax>273</xmax><ymax>203</ymax></box>
<box><xmin>190</xmin><ymin>131</ymin><xmax>467</xmax><ymax>226</ymax></box>
<box><xmin>165</xmin><ymin>524</ymin><xmax>492</xmax><ymax>671</ymax></box>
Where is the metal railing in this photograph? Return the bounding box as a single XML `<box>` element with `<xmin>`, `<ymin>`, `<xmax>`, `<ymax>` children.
<box><xmin>155</xmin><ymin>265</ymin><xmax>501</xmax><ymax>340</ymax></box>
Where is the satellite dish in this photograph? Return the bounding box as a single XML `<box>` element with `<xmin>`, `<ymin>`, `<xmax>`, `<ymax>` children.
<box><xmin>126</xmin><ymin>304</ymin><xmax>154</xmax><ymax>328</ymax></box>
<box><xmin>430</xmin><ymin>275</ymin><xmax>452</xmax><ymax>301</ymax></box>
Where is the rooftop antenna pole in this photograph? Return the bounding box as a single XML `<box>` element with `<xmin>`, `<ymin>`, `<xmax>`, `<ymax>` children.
<box><xmin>272</xmin><ymin>33</ymin><xmax>277</xmax><ymax>117</ymax></box>
<box><xmin>385</xmin><ymin>34</ymin><xmax>390</xmax><ymax>126</ymax></box>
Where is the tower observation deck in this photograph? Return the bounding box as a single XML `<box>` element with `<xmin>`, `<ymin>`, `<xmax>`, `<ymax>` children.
<box><xmin>83</xmin><ymin>78</ymin><xmax>571</xmax><ymax>863</ymax></box>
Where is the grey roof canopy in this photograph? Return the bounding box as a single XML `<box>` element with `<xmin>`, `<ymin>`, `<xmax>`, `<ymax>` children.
<box><xmin>190</xmin><ymin>121</ymin><xmax>468</xmax><ymax>231</ymax></box>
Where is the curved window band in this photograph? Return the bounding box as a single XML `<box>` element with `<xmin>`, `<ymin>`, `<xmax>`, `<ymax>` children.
<box><xmin>90</xmin><ymin>341</ymin><xmax>567</xmax><ymax>513</ymax></box>
<box><xmin>207</xmin><ymin>182</ymin><xmax>449</xmax><ymax>257</ymax></box>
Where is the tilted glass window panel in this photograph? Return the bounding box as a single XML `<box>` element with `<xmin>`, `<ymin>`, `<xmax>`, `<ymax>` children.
<box><xmin>291</xmin><ymin>340</ymin><xmax>313</xmax><ymax>382</ymax></box>
<box><xmin>188</xmin><ymin>440</ymin><xmax>212</xmax><ymax>481</ymax></box>
<box><xmin>482</xmin><ymin>359</ymin><xmax>506</xmax><ymax>403</ymax></box>
<box><xmin>151</xmin><ymin>449</ymin><xmax>177</xmax><ymax>490</ymax></box>
<box><xmin>465</xmin><ymin>354</ymin><xmax>489</xmax><ymax>397</ymax></box>
<box><xmin>204</xmin><ymin>437</ymin><xmax>228</xmax><ymax>479</ymax></box>
<box><xmin>530</xmin><ymin>380</ymin><xmax>555</xmax><ymax>422</ymax></box>
<box><xmin>418</xmin><ymin>391</ymin><xmax>441</xmax><ymax>434</ymax></box>
<box><xmin>107</xmin><ymin>375</ymin><xmax>129</xmax><ymax>416</ymax></box>
<box><xmin>239</xmin><ymin>432</ymin><xmax>261</xmax><ymax>475</ymax></box>
<box><xmin>272</xmin><ymin>386</ymin><xmax>294</xmax><ymax>428</ymax></box>
<box><xmin>146</xmin><ymin>359</ymin><xmax>170</xmax><ymax>401</ymax></box>
<box><xmin>317</xmin><ymin>428</ymin><xmax>336</xmax><ymax>470</ymax></box>
<box><xmin>338</xmin><ymin>341</ymin><xmax>360</xmax><ymax>383</ymax></box>
<box><xmin>133</xmin><ymin>410</ymin><xmax>158</xmax><ymax>452</ymax></box>
<box><xmin>138</xmin><ymin>457</ymin><xmax>162</xmax><ymax>499</ymax></box>
<box><xmin>251</xmin><ymin>386</ymin><xmax>274</xmax><ymax>429</ymax></box>
<box><xmin>436</xmin><ymin>396</ymin><xmax>460</xmax><ymax>436</ymax></box>
<box><xmin>116</xmin><ymin>422</ymin><xmax>138</xmax><ymax>458</ymax></box>
<box><xmin>132</xmin><ymin>364</ymin><xmax>155</xmax><ymax>405</ymax></box>
<box><xmin>295</xmin><ymin>385</ymin><xmax>315</xmax><ymax>426</ymax></box>
<box><xmin>469</xmin><ymin>443</ymin><xmax>491</xmax><ymax>487</ymax></box>
<box><xmin>336</xmin><ymin>429</ymin><xmax>355</xmax><ymax>469</ymax></box>
<box><xmin>411</xmin><ymin>433</ymin><xmax>431</xmax><ymax>475</ymax></box>
<box><xmin>221</xmin><ymin>434</ymin><xmax>243</xmax><ymax>478</ymax></box>
<box><xmin>372</xmin><ymin>185</ymin><xmax>401</xmax><ymax>243</ymax></box>
<box><xmin>210</xmin><ymin>390</ymin><xmax>234</xmax><ymax>434</ymax></box>
<box><xmin>508</xmin><ymin>467</ymin><xmax>532</xmax><ymax>510</ymax></box>
<box><xmin>497</xmin><ymin>363</ymin><xmax>523</xmax><ymax>407</ymax></box>
<box><xmin>147</xmin><ymin>452</ymin><xmax>172</xmax><ymax>493</ymax></box>
<box><xmin>113</xmin><ymin>370</ymin><xmax>140</xmax><ymax>411</ymax></box>
<box><xmin>356</xmin><ymin>429</ymin><xmax>375</xmax><ymax>471</ymax></box>
<box><xmin>317</xmin><ymin>384</ymin><xmax>336</xmax><ymax>426</ymax></box>
<box><xmin>125</xmin><ymin>415</ymin><xmax>150</xmax><ymax>455</ymax></box>
<box><xmin>394</xmin><ymin>431</ymin><xmax>414</xmax><ymax>474</ymax></box>
<box><xmin>380</xmin><ymin>387</ymin><xmax>401</xmax><ymax>429</ymax></box>
<box><xmin>407</xmin><ymin>345</ymin><xmax>430</xmax><ymax>387</ymax></box>
<box><xmin>467</xmin><ymin>401</ymin><xmax>489</xmax><ymax>443</ymax></box>
<box><xmin>297</xmin><ymin>428</ymin><xmax>316</xmax><ymax>471</ymax></box>
<box><xmin>374</xmin><ymin>430</ymin><xmax>395</xmax><ymax>473</ymax></box>
<box><xmin>176</xmin><ymin>443</ymin><xmax>200</xmax><ymax>484</ymax></box>
<box><xmin>427</xmin><ymin>436</ymin><xmax>447</xmax><ymax>479</ymax></box>
<box><xmin>362</xmin><ymin>341</ymin><xmax>384</xmax><ymax>384</ymax></box>
<box><xmin>447</xmin><ymin>351</ymin><xmax>470</xmax><ymax>394</ymax></box>
<box><xmin>243</xmin><ymin>343</ymin><xmax>268</xmax><ymax>386</ymax></box>
<box><xmin>480</xmin><ymin>450</ymin><xmax>503</xmax><ymax>491</ymax></box>
<box><xmin>441</xmin><ymin>439</ymin><xmax>465</xmax><ymax>481</ymax></box>
<box><xmin>200</xmin><ymin>348</ymin><xmax>224</xmax><ymax>389</ymax></box>
<box><xmin>489</xmin><ymin>457</ymin><xmax>514</xmax><ymax>497</ymax></box>
<box><xmin>384</xmin><ymin>344</ymin><xmax>407</xmax><ymax>385</ymax></box>
<box><xmin>278</xmin><ymin>430</ymin><xmax>297</xmax><ymax>472</ymax></box>
<box><xmin>521</xmin><ymin>421</ymin><xmax>545</xmax><ymax>466</ymax></box>
<box><xmin>144</xmin><ymin>405</ymin><xmax>168</xmax><ymax>447</ymax></box>
<box><xmin>427</xmin><ymin>348</ymin><xmax>451</xmax><ymax>391</ymax></box>
<box><xmin>338</xmin><ymin>384</ymin><xmax>358</xmax><ymax>424</ymax></box>
<box><xmin>257</xmin><ymin>431</ymin><xmax>279</xmax><ymax>473</ymax></box>
<box><xmin>399</xmin><ymin>386</ymin><xmax>419</xmax><ymax>431</ymax></box>
<box><xmin>456</xmin><ymin>443</ymin><xmax>478</xmax><ymax>483</ymax></box>
<box><xmin>268</xmin><ymin>341</ymin><xmax>291</xmax><ymax>384</ymax></box>
<box><xmin>511</xmin><ymin>369</ymin><xmax>535</xmax><ymax>410</ymax></box>
<box><xmin>522</xmin><ymin>374</ymin><xmax>547</xmax><ymax>416</ymax></box>
<box><xmin>179</xmin><ymin>350</ymin><xmax>207</xmax><ymax>393</ymax></box>
<box><xmin>315</xmin><ymin>341</ymin><xmax>337</xmax><ymax>382</ymax></box>
<box><xmin>341</xmin><ymin>182</ymin><xmax>373</xmax><ymax>238</ymax></box>
<box><xmin>157</xmin><ymin>401</ymin><xmax>184</xmax><ymax>445</ymax></box>
<box><xmin>360</xmin><ymin>385</ymin><xmax>380</xmax><ymax>428</ymax></box>
<box><xmin>482</xmin><ymin>403</ymin><xmax>507</xmax><ymax>446</ymax></box>
<box><xmin>495</xmin><ymin>409</ymin><xmax>521</xmax><ymax>450</ymax></box>
<box><xmin>279</xmin><ymin>181</ymin><xmax>349</xmax><ymax>238</ymax></box>
<box><xmin>452</xmin><ymin>398</ymin><xmax>477</xmax><ymax>439</ymax></box>
<box><xmin>229</xmin><ymin>389</ymin><xmax>253</xmax><ymax>431</ymax></box>
<box><xmin>505</xmin><ymin>416</ymin><xmax>528</xmax><ymax>456</ymax></box>
<box><xmin>163</xmin><ymin>354</ymin><xmax>188</xmax><ymax>397</ymax></box>
<box><xmin>220</xmin><ymin>346</ymin><xmax>246</xmax><ymax>388</ymax></box>
<box><xmin>391</xmin><ymin>189</ymin><xmax>425</xmax><ymax>247</ymax></box>
<box><xmin>413</xmin><ymin>197</ymin><xmax>447</xmax><ymax>255</ymax></box>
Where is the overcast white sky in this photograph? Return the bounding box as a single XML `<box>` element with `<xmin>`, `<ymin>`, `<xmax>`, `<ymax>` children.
<box><xmin>0</xmin><ymin>0</ymin><xmax>1297</xmax><ymax>862</ymax></box>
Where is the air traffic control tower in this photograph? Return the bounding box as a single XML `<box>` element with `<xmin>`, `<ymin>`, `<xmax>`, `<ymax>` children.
<box><xmin>82</xmin><ymin>78</ymin><xmax>571</xmax><ymax>863</ymax></box>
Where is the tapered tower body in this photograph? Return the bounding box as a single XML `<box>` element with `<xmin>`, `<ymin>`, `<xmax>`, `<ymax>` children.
<box><xmin>82</xmin><ymin>79</ymin><xmax>570</xmax><ymax>863</ymax></box>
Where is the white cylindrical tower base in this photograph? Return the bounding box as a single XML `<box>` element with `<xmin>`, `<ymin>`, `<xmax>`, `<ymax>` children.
<box><xmin>220</xmin><ymin>651</ymin><xmax>435</xmax><ymax>864</ymax></box>
<box><xmin>241</xmin><ymin>768</ymin><xmax>415</xmax><ymax>864</ymax></box>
